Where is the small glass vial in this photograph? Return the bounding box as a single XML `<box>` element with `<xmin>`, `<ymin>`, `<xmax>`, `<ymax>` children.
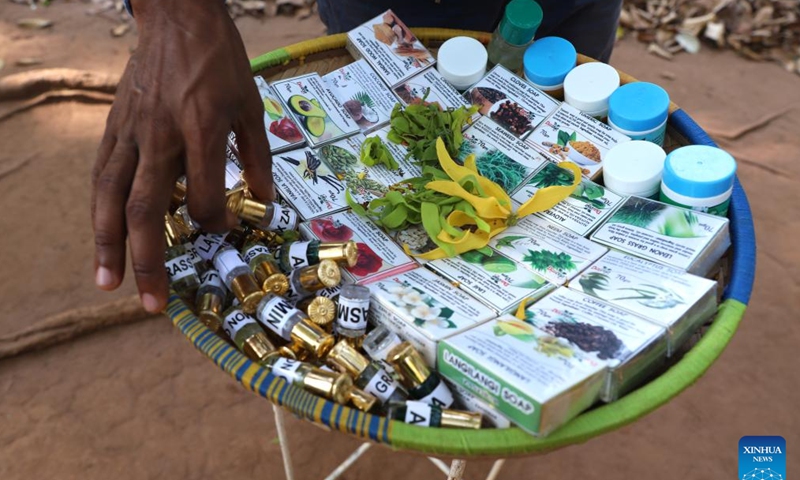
<box><xmin>276</xmin><ymin>240</ymin><xmax>358</xmax><ymax>273</ymax></box>
<box><xmin>334</xmin><ymin>285</ymin><xmax>370</xmax><ymax>340</ymax></box>
<box><xmin>486</xmin><ymin>0</ymin><xmax>543</xmax><ymax>72</ymax></box>
<box><xmin>164</xmin><ymin>215</ymin><xmax>201</xmax><ymax>301</ymax></box>
<box><xmin>296</xmin><ymin>296</ymin><xmax>336</xmax><ymax>332</ymax></box>
<box><xmin>224</xmin><ymin>226</ymin><xmax>250</xmax><ymax>251</ymax></box>
<box><xmin>386</xmin><ymin>401</ymin><xmax>482</xmax><ymax>429</ymax></box>
<box><xmin>660</xmin><ymin>145</ymin><xmax>737</xmax><ymax>217</ymax></box>
<box><xmin>363</xmin><ymin>325</ymin><xmax>403</xmax><ymax>369</ymax></box>
<box><xmin>195</xmin><ymin>268</ymin><xmax>226</xmax><ymax>333</ymax></box>
<box><xmin>387</xmin><ymin>342</ymin><xmax>454</xmax><ymax>408</ymax></box>
<box><xmin>326</xmin><ymin>340</ymin><xmax>407</xmax><ymax>405</ymax></box>
<box><xmin>288</xmin><ymin>260</ymin><xmax>341</xmax><ymax>298</ymax></box>
<box><xmin>267</xmin><ymin>357</ymin><xmax>353</xmax><ymax>404</ymax></box>
<box><xmin>220</xmin><ymin>305</ymin><xmax>278</xmax><ymax>365</ymax></box>
<box><xmin>241</xmin><ymin>241</ymin><xmax>289</xmax><ymax>296</ymax></box>
<box><xmin>255</xmin><ymin>293</ymin><xmax>335</xmax><ymax>358</ymax></box>
<box><xmin>212</xmin><ymin>246</ymin><xmax>264</xmax><ymax>315</ymax></box>
<box><xmin>226</xmin><ymin>187</ymin><xmax>298</xmax><ymax>234</ymax></box>
<box><xmin>169</xmin><ymin>180</ymin><xmax>187</xmax><ymax>213</ymax></box>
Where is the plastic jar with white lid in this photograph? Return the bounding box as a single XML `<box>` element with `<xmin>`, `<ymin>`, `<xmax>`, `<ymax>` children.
<box><xmin>563</xmin><ymin>62</ymin><xmax>620</xmax><ymax>119</ymax></box>
<box><xmin>522</xmin><ymin>36</ymin><xmax>576</xmax><ymax>100</ymax></box>
<box><xmin>608</xmin><ymin>82</ymin><xmax>670</xmax><ymax>146</ymax></box>
<box><xmin>603</xmin><ymin>141</ymin><xmax>667</xmax><ymax>198</ymax></box>
<box><xmin>437</xmin><ymin>36</ymin><xmax>488</xmax><ymax>91</ymax></box>
<box><xmin>659</xmin><ymin>145</ymin><xmax>737</xmax><ymax>217</ymax></box>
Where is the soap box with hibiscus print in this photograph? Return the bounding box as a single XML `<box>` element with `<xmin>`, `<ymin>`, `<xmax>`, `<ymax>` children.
<box><xmin>298</xmin><ymin>210</ymin><xmax>417</xmax><ymax>285</ymax></box>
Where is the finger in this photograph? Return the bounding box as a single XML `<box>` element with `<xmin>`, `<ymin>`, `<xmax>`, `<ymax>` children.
<box><xmin>182</xmin><ymin>120</ymin><xmax>230</xmax><ymax>233</ymax></box>
<box><xmin>234</xmin><ymin>84</ymin><xmax>275</xmax><ymax>202</ymax></box>
<box><xmin>93</xmin><ymin>139</ymin><xmax>138</xmax><ymax>290</ymax></box>
<box><xmin>92</xmin><ymin>130</ymin><xmax>117</xmax><ymax>225</ymax></box>
<box><xmin>126</xmin><ymin>143</ymin><xmax>181</xmax><ymax>313</ymax></box>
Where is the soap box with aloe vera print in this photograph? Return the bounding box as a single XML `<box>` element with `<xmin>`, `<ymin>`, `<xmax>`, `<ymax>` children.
<box><xmin>589</xmin><ymin>196</ymin><xmax>730</xmax><ymax>276</ymax></box>
<box><xmin>569</xmin><ymin>250</ymin><xmax>718</xmax><ymax>355</ymax></box>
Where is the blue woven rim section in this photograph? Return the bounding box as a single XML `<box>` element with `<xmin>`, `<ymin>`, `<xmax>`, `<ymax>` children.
<box><xmin>669</xmin><ymin>109</ymin><xmax>756</xmax><ymax>305</ymax></box>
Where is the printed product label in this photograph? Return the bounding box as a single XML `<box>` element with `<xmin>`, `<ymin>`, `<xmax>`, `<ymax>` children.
<box><xmin>317</xmin><ymin>284</ymin><xmax>342</xmax><ymax>299</ymax></box>
<box><xmin>336</xmin><ymin>296</ymin><xmax>370</xmax><ymax>331</ymax></box>
<box><xmin>194</xmin><ymin>233</ymin><xmax>227</xmax><ymax>261</ymax></box>
<box><xmin>270</xmin><ymin>357</ymin><xmax>303</xmax><ymax>384</ymax></box>
<box><xmin>393</xmin><ymin>68</ymin><xmax>472</xmax><ymax>111</ymax></box>
<box><xmin>254</xmin><ymin>76</ymin><xmax>305</xmax><ymax>153</ymax></box>
<box><xmin>257</xmin><ymin>295</ymin><xmax>300</xmax><ymax>340</ymax></box>
<box><xmin>266</xmin><ymin>203</ymin><xmax>298</xmax><ymax>233</ymax></box>
<box><xmin>322</xmin><ymin>59</ymin><xmax>399</xmax><ymax>133</ymax></box>
<box><xmin>199</xmin><ymin>269</ymin><xmax>224</xmax><ymax>290</ymax></box>
<box><xmin>287</xmin><ymin>241</ymin><xmax>311</xmax><ymax>269</ymax></box>
<box><xmin>628</xmin><ymin>122</ymin><xmax>666</xmax><ymax>146</ymax></box>
<box><xmin>659</xmin><ymin>193</ymin><xmax>730</xmax><ymax>218</ymax></box>
<box><xmin>213</xmin><ymin>249</ymin><xmax>245</xmax><ymax>280</ymax></box>
<box><xmin>272</xmin><ymin>148</ymin><xmax>348</xmax><ymax>220</ymax></box>
<box><xmin>185</xmin><ymin>243</ymin><xmax>202</xmax><ymax>265</ymax></box>
<box><xmin>222</xmin><ymin>308</ymin><xmax>257</xmax><ymax>339</ymax></box>
<box><xmin>165</xmin><ymin>254</ymin><xmax>196</xmax><ymax>282</ymax></box>
<box><xmin>225</xmin><ymin>160</ymin><xmax>243</xmax><ymax>190</ymax></box>
<box><xmin>243</xmin><ymin>245</ymin><xmax>271</xmax><ymax>265</ymax></box>
<box><xmin>417</xmin><ymin>379</ymin><xmax>454</xmax><ymax>408</ymax></box>
<box><xmin>403</xmin><ymin>401</ymin><xmax>434</xmax><ymax>427</ymax></box>
<box><xmin>364</xmin><ymin>369</ymin><xmax>400</xmax><ymax>403</ymax></box>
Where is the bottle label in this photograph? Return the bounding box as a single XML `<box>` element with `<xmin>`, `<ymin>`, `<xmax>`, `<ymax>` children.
<box><xmin>404</xmin><ymin>401</ymin><xmax>433</xmax><ymax>427</ymax></box>
<box><xmin>257</xmin><ymin>295</ymin><xmax>300</xmax><ymax>340</ymax></box>
<box><xmin>199</xmin><ymin>269</ymin><xmax>224</xmax><ymax>290</ymax></box>
<box><xmin>243</xmin><ymin>245</ymin><xmax>271</xmax><ymax>265</ymax></box>
<box><xmin>213</xmin><ymin>249</ymin><xmax>246</xmax><ymax>279</ymax></box>
<box><xmin>318</xmin><ymin>285</ymin><xmax>342</xmax><ymax>299</ymax></box>
<box><xmin>364</xmin><ymin>368</ymin><xmax>400</xmax><ymax>403</ymax></box>
<box><xmin>287</xmin><ymin>242</ymin><xmax>310</xmax><ymax>269</ymax></box>
<box><xmin>267</xmin><ymin>203</ymin><xmax>297</xmax><ymax>233</ymax></box>
<box><xmin>224</xmin><ymin>160</ymin><xmax>243</xmax><ymax>190</ymax></box>
<box><xmin>222</xmin><ymin>308</ymin><xmax>256</xmax><ymax>339</ymax></box>
<box><xmin>270</xmin><ymin>357</ymin><xmax>302</xmax><ymax>384</ymax></box>
<box><xmin>335</xmin><ymin>297</ymin><xmax>369</xmax><ymax>332</ymax></box>
<box><xmin>194</xmin><ymin>233</ymin><xmax>227</xmax><ymax>261</ymax></box>
<box><xmin>165</xmin><ymin>253</ymin><xmax>196</xmax><ymax>282</ymax></box>
<box><xmin>418</xmin><ymin>380</ymin><xmax>454</xmax><ymax>408</ymax></box>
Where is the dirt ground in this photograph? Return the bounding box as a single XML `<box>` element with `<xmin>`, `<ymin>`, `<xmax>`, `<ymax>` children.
<box><xmin>0</xmin><ymin>2</ymin><xmax>798</xmax><ymax>479</ymax></box>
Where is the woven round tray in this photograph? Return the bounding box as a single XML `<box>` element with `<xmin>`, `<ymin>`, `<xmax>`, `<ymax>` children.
<box><xmin>165</xmin><ymin>29</ymin><xmax>756</xmax><ymax>457</ymax></box>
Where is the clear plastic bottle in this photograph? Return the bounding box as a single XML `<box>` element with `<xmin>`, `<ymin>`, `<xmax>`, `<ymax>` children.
<box><xmin>220</xmin><ymin>305</ymin><xmax>277</xmax><ymax>365</ymax></box>
<box><xmin>326</xmin><ymin>340</ymin><xmax>407</xmax><ymax>405</ymax></box>
<box><xmin>195</xmin><ymin>268</ymin><xmax>226</xmax><ymax>333</ymax></box>
<box><xmin>334</xmin><ymin>285</ymin><xmax>370</xmax><ymax>340</ymax></box>
<box><xmin>212</xmin><ymin>246</ymin><xmax>264</xmax><ymax>315</ymax></box>
<box><xmin>486</xmin><ymin>0</ymin><xmax>543</xmax><ymax>72</ymax></box>
<box><xmin>386</xmin><ymin>401</ymin><xmax>482</xmax><ymax>429</ymax></box>
<box><xmin>363</xmin><ymin>325</ymin><xmax>403</xmax><ymax>368</ymax></box>
<box><xmin>255</xmin><ymin>292</ymin><xmax>334</xmax><ymax>357</ymax></box>
<box><xmin>241</xmin><ymin>241</ymin><xmax>289</xmax><ymax>296</ymax></box>
<box><xmin>164</xmin><ymin>215</ymin><xmax>200</xmax><ymax>301</ymax></box>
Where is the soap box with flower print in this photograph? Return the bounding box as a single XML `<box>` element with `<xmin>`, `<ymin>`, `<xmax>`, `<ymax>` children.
<box><xmin>367</xmin><ymin>267</ymin><xmax>496</xmax><ymax>367</ymax></box>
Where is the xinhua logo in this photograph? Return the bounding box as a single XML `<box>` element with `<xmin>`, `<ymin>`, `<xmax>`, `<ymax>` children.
<box><xmin>739</xmin><ymin>436</ymin><xmax>786</xmax><ymax>480</ymax></box>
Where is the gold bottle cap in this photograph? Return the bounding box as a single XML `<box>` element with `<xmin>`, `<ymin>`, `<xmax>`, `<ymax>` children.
<box><xmin>307</xmin><ymin>297</ymin><xmax>336</xmax><ymax>327</ymax></box>
<box><xmin>290</xmin><ymin>319</ymin><xmax>335</xmax><ymax>358</ymax></box>
<box><xmin>230</xmin><ymin>275</ymin><xmax>265</xmax><ymax>315</ymax></box>
<box><xmin>343</xmin><ymin>335</ymin><xmax>364</xmax><ymax>350</ymax></box>
<box><xmin>276</xmin><ymin>343</ymin><xmax>300</xmax><ymax>361</ymax></box>
<box><xmin>440</xmin><ymin>409</ymin><xmax>483</xmax><ymax>429</ymax></box>
<box><xmin>197</xmin><ymin>293</ymin><xmax>223</xmax><ymax>333</ymax></box>
<box><xmin>387</xmin><ymin>341</ymin><xmax>431</xmax><ymax>389</ymax></box>
<box><xmin>326</xmin><ymin>340</ymin><xmax>370</xmax><ymax>378</ymax></box>
<box><xmin>318</xmin><ymin>241</ymin><xmax>359</xmax><ymax>267</ymax></box>
<box><xmin>316</xmin><ymin>260</ymin><xmax>341</xmax><ymax>288</ymax></box>
<box><xmin>263</xmin><ymin>273</ymin><xmax>290</xmax><ymax>296</ymax></box>
<box><xmin>303</xmin><ymin>368</ymin><xmax>353</xmax><ymax>404</ymax></box>
<box><xmin>164</xmin><ymin>214</ymin><xmax>182</xmax><ymax>248</ymax></box>
<box><xmin>349</xmin><ymin>388</ymin><xmax>377</xmax><ymax>412</ymax></box>
<box><xmin>242</xmin><ymin>331</ymin><xmax>278</xmax><ymax>365</ymax></box>
<box><xmin>225</xmin><ymin>186</ymin><xmax>247</xmax><ymax>214</ymax></box>
<box><xmin>171</xmin><ymin>181</ymin><xmax>187</xmax><ymax>210</ymax></box>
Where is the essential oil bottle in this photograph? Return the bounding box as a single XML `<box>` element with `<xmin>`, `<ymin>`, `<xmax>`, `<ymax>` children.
<box><xmin>241</xmin><ymin>240</ymin><xmax>289</xmax><ymax>296</ymax></box>
<box><xmin>276</xmin><ymin>240</ymin><xmax>358</xmax><ymax>272</ymax></box>
<box><xmin>334</xmin><ymin>285</ymin><xmax>370</xmax><ymax>340</ymax></box>
<box><xmin>255</xmin><ymin>293</ymin><xmax>335</xmax><ymax>358</ymax></box>
<box><xmin>296</xmin><ymin>296</ymin><xmax>336</xmax><ymax>332</ymax></box>
<box><xmin>363</xmin><ymin>325</ymin><xmax>403</xmax><ymax>369</ymax></box>
<box><xmin>288</xmin><ymin>260</ymin><xmax>342</xmax><ymax>298</ymax></box>
<box><xmin>195</xmin><ymin>268</ymin><xmax>226</xmax><ymax>333</ymax></box>
<box><xmin>267</xmin><ymin>357</ymin><xmax>353</xmax><ymax>404</ymax></box>
<box><xmin>164</xmin><ymin>214</ymin><xmax>200</xmax><ymax>301</ymax></box>
<box><xmin>220</xmin><ymin>305</ymin><xmax>278</xmax><ymax>365</ymax></box>
<box><xmin>326</xmin><ymin>340</ymin><xmax>407</xmax><ymax>405</ymax></box>
<box><xmin>386</xmin><ymin>401</ymin><xmax>482</xmax><ymax>429</ymax></box>
<box><xmin>387</xmin><ymin>342</ymin><xmax>454</xmax><ymax>408</ymax></box>
<box><xmin>226</xmin><ymin>186</ymin><xmax>298</xmax><ymax>234</ymax></box>
<box><xmin>212</xmin><ymin>246</ymin><xmax>265</xmax><ymax>315</ymax></box>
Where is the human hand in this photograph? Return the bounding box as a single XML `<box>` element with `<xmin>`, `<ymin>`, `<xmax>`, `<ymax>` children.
<box><xmin>91</xmin><ymin>0</ymin><xmax>273</xmax><ymax>313</ymax></box>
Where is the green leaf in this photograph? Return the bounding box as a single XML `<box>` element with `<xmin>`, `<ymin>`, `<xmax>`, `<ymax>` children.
<box><xmin>569</xmin><ymin>132</ymin><xmax>577</xmax><ymax>143</ymax></box>
<box><xmin>360</xmin><ymin>136</ymin><xmax>399</xmax><ymax>170</ymax></box>
<box><xmin>557</xmin><ymin>130</ymin><xmax>570</xmax><ymax>147</ymax></box>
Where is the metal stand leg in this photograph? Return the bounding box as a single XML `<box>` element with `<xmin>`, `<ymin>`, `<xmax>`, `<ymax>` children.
<box><xmin>485</xmin><ymin>459</ymin><xmax>505</xmax><ymax>480</ymax></box>
<box><xmin>447</xmin><ymin>459</ymin><xmax>467</xmax><ymax>480</ymax></box>
<box><xmin>322</xmin><ymin>443</ymin><xmax>372</xmax><ymax>480</ymax></box>
<box><xmin>273</xmin><ymin>404</ymin><xmax>295</xmax><ymax>480</ymax></box>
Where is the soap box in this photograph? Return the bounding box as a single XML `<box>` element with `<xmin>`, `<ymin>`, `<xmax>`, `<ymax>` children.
<box><xmin>524</xmin><ymin>287</ymin><xmax>668</xmax><ymax>402</ymax></box>
<box><xmin>271</xmin><ymin>73</ymin><xmax>360</xmax><ymax>148</ymax></box>
<box><xmin>526</xmin><ymin>103</ymin><xmax>630</xmax><ymax>180</ymax></box>
<box><xmin>298</xmin><ymin>210</ymin><xmax>417</xmax><ymax>285</ymax></box>
<box><xmin>448</xmin><ymin>382</ymin><xmax>511</xmax><ymax>429</ymax></box>
<box><xmin>457</xmin><ymin>116</ymin><xmax>549</xmax><ymax>195</ymax></box>
<box><xmin>489</xmin><ymin>215</ymin><xmax>608</xmax><ymax>285</ymax></box>
<box><xmin>569</xmin><ymin>250</ymin><xmax>718</xmax><ymax>354</ymax></box>
<box><xmin>322</xmin><ymin>59</ymin><xmax>400</xmax><ymax>134</ymax></box>
<box><xmin>438</xmin><ymin>314</ymin><xmax>607</xmax><ymax>436</ymax></box>
<box><xmin>426</xmin><ymin>250</ymin><xmax>555</xmax><ymax>315</ymax></box>
<box><xmin>346</xmin><ymin>10</ymin><xmax>435</xmax><ymax>88</ymax></box>
<box><xmin>393</xmin><ymin>68</ymin><xmax>474</xmax><ymax>112</ymax></box>
<box><xmin>317</xmin><ymin>133</ymin><xmax>421</xmax><ymax>205</ymax></box>
<box><xmin>254</xmin><ymin>76</ymin><xmax>306</xmax><ymax>153</ymax></box>
<box><xmin>367</xmin><ymin>268</ymin><xmax>496</xmax><ymax>367</ymax></box>
<box><xmin>272</xmin><ymin>148</ymin><xmax>349</xmax><ymax>220</ymax></box>
<box><xmin>589</xmin><ymin>196</ymin><xmax>731</xmax><ymax>276</ymax></box>
<box><xmin>512</xmin><ymin>162</ymin><xmax>626</xmax><ymax>236</ymax></box>
<box><xmin>464</xmin><ymin>65</ymin><xmax>560</xmax><ymax>139</ymax></box>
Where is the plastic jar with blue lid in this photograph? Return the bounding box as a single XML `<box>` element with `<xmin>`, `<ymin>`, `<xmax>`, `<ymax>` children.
<box><xmin>522</xmin><ymin>36</ymin><xmax>576</xmax><ymax>100</ymax></box>
<box><xmin>659</xmin><ymin>145</ymin><xmax>737</xmax><ymax>217</ymax></box>
<box><xmin>608</xmin><ymin>82</ymin><xmax>670</xmax><ymax>146</ymax></box>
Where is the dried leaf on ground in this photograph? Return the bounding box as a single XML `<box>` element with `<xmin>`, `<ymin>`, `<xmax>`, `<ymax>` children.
<box><xmin>16</xmin><ymin>18</ymin><xmax>53</xmax><ymax>29</ymax></box>
<box><xmin>111</xmin><ymin>23</ymin><xmax>130</xmax><ymax>37</ymax></box>
<box><xmin>15</xmin><ymin>58</ymin><xmax>44</xmax><ymax>67</ymax></box>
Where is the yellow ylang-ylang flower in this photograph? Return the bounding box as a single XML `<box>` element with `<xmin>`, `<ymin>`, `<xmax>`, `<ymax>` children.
<box><xmin>404</xmin><ymin>138</ymin><xmax>582</xmax><ymax>260</ymax></box>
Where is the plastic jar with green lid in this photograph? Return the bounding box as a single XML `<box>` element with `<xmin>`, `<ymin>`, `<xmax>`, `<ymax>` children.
<box><xmin>522</xmin><ymin>36</ymin><xmax>576</xmax><ymax>100</ymax></box>
<box><xmin>603</xmin><ymin>141</ymin><xmax>667</xmax><ymax>199</ymax></box>
<box><xmin>563</xmin><ymin>62</ymin><xmax>620</xmax><ymax>119</ymax></box>
<box><xmin>608</xmin><ymin>82</ymin><xmax>670</xmax><ymax>146</ymax></box>
<box><xmin>659</xmin><ymin>145</ymin><xmax>737</xmax><ymax>217</ymax></box>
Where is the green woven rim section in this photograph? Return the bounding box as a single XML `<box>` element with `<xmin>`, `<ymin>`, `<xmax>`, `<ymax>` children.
<box><xmin>250</xmin><ymin>47</ymin><xmax>292</xmax><ymax>73</ymax></box>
